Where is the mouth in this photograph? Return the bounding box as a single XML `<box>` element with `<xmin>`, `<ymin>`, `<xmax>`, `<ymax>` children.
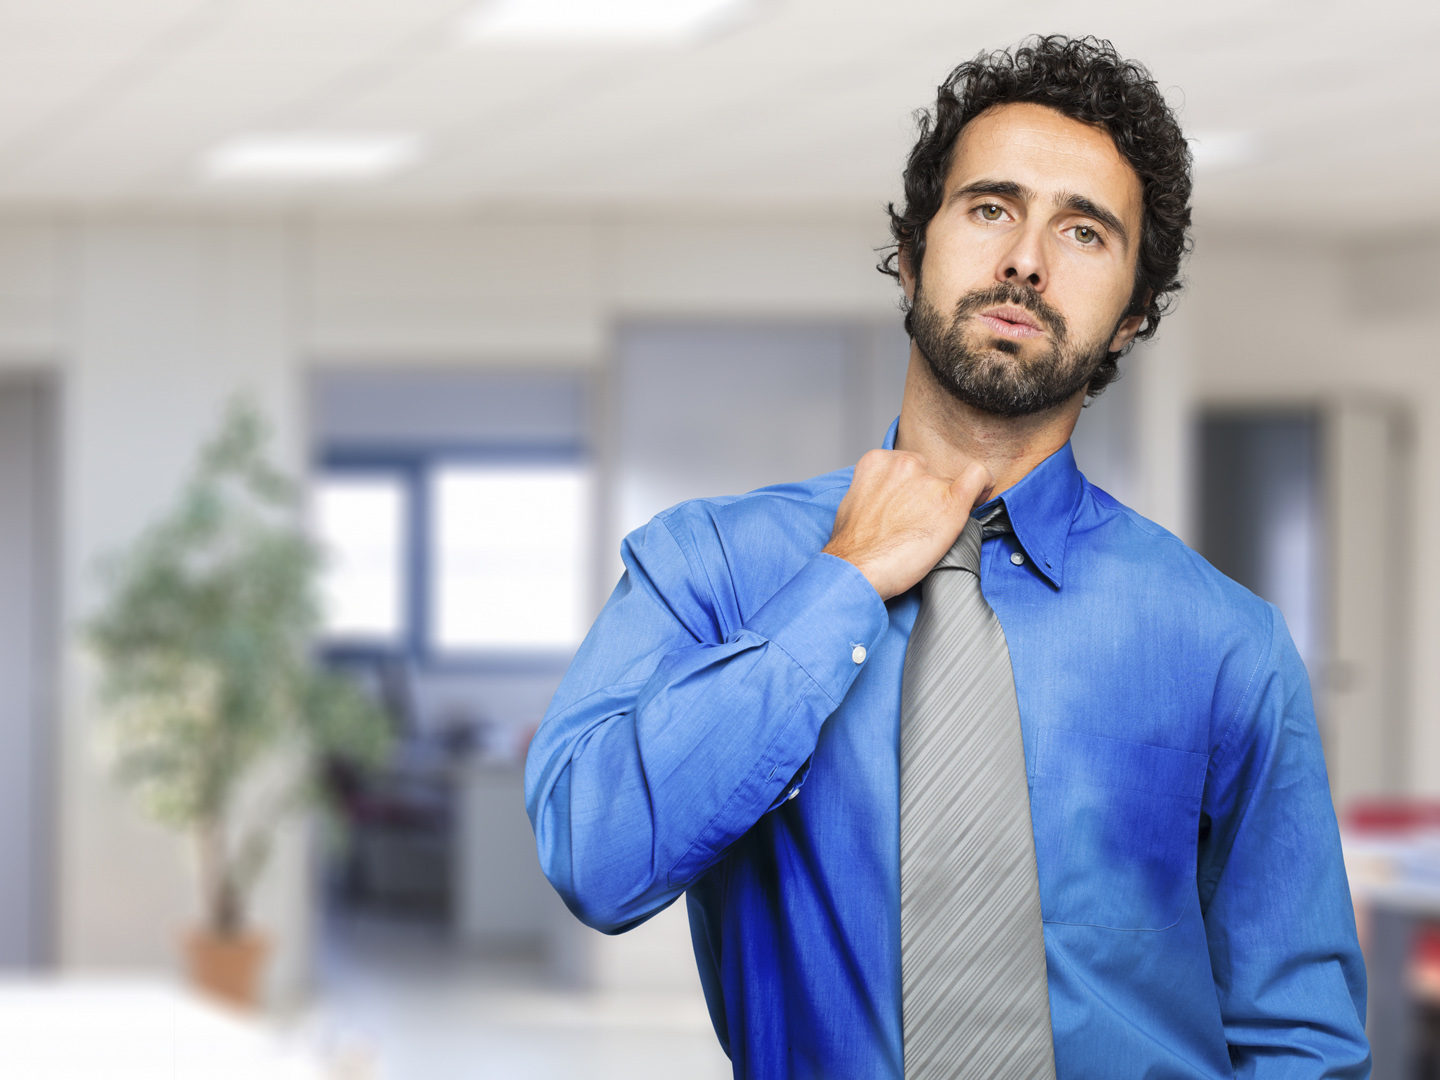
<box><xmin>975</xmin><ymin>304</ymin><xmax>1046</xmax><ymax>340</ymax></box>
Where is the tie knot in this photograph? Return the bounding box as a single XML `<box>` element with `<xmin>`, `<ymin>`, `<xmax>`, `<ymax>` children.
<box><xmin>978</xmin><ymin>502</ymin><xmax>1013</xmax><ymax>539</ymax></box>
<box><xmin>934</xmin><ymin>515</ymin><xmax>984</xmax><ymax>576</ymax></box>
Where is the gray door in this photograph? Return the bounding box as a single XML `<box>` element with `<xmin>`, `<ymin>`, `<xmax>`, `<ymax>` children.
<box><xmin>0</xmin><ymin>376</ymin><xmax>56</xmax><ymax>967</ymax></box>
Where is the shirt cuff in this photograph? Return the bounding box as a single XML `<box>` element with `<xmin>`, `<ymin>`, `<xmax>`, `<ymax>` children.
<box><xmin>743</xmin><ymin>552</ymin><xmax>889</xmax><ymax>706</ymax></box>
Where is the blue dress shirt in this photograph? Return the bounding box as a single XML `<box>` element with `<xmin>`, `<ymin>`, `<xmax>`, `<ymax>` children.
<box><xmin>526</xmin><ymin>422</ymin><xmax>1369</xmax><ymax>1079</ymax></box>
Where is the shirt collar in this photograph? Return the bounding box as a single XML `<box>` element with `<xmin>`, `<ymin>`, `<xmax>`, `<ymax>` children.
<box><xmin>880</xmin><ymin>416</ymin><xmax>1082</xmax><ymax>589</ymax></box>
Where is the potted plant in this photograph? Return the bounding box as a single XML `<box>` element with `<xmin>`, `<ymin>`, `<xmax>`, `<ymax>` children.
<box><xmin>86</xmin><ymin>398</ymin><xmax>391</xmax><ymax>1009</ymax></box>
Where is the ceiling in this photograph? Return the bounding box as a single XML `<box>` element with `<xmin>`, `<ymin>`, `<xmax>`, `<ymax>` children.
<box><xmin>0</xmin><ymin>0</ymin><xmax>1434</xmax><ymax>228</ymax></box>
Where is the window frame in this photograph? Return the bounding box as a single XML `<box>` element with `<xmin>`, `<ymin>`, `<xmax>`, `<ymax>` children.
<box><xmin>316</xmin><ymin>441</ymin><xmax>590</xmax><ymax>673</ymax></box>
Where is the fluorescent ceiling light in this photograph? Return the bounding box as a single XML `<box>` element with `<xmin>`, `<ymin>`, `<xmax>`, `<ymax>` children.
<box><xmin>203</xmin><ymin>133</ymin><xmax>421</xmax><ymax>181</ymax></box>
<box><xmin>462</xmin><ymin>0</ymin><xmax>753</xmax><ymax>44</ymax></box>
<box><xmin>1187</xmin><ymin>130</ymin><xmax>1259</xmax><ymax>172</ymax></box>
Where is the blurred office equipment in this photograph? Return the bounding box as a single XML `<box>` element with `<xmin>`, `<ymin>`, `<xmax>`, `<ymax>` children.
<box><xmin>311</xmin><ymin>369</ymin><xmax>594</xmax><ymax>941</ymax></box>
<box><xmin>1345</xmin><ymin>803</ymin><xmax>1440</xmax><ymax>1080</ymax></box>
<box><xmin>453</xmin><ymin>765</ymin><xmax>561</xmax><ymax>952</ymax></box>
<box><xmin>0</xmin><ymin>376</ymin><xmax>57</xmax><ymax>969</ymax></box>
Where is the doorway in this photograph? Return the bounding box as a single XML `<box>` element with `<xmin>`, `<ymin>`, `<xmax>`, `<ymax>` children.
<box><xmin>1197</xmin><ymin>401</ymin><xmax>1410</xmax><ymax>808</ymax></box>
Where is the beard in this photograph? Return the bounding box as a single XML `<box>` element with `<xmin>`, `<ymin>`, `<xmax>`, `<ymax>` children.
<box><xmin>910</xmin><ymin>279</ymin><xmax>1116</xmax><ymax>418</ymax></box>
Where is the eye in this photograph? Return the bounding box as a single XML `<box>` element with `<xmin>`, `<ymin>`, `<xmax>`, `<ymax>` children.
<box><xmin>1072</xmin><ymin>225</ymin><xmax>1099</xmax><ymax>245</ymax></box>
<box><xmin>978</xmin><ymin>203</ymin><xmax>1005</xmax><ymax>221</ymax></box>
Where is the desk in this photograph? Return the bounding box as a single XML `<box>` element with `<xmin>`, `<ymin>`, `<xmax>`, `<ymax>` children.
<box><xmin>454</xmin><ymin>765</ymin><xmax>565</xmax><ymax>951</ymax></box>
<box><xmin>452</xmin><ymin>764</ymin><xmax>707</xmax><ymax>995</ymax></box>
<box><xmin>1346</xmin><ymin>835</ymin><xmax>1440</xmax><ymax>1079</ymax></box>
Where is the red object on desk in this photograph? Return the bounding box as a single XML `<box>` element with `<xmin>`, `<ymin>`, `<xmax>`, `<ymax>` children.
<box><xmin>1346</xmin><ymin>800</ymin><xmax>1440</xmax><ymax>833</ymax></box>
<box><xmin>1410</xmin><ymin>924</ymin><xmax>1440</xmax><ymax>1004</ymax></box>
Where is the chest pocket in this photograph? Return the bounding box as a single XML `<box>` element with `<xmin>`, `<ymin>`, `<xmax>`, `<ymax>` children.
<box><xmin>1031</xmin><ymin>727</ymin><xmax>1209</xmax><ymax>931</ymax></box>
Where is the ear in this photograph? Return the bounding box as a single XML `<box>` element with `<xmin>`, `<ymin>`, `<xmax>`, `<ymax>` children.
<box><xmin>1108</xmin><ymin>288</ymin><xmax>1151</xmax><ymax>353</ymax></box>
<box><xmin>898</xmin><ymin>247</ymin><xmax>917</xmax><ymax>303</ymax></box>
<box><xmin>1108</xmin><ymin>313</ymin><xmax>1145</xmax><ymax>353</ymax></box>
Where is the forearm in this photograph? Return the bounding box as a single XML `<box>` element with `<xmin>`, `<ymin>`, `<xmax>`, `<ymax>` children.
<box><xmin>527</xmin><ymin>547</ymin><xmax>887</xmax><ymax>932</ymax></box>
<box><xmin>530</xmin><ymin>634</ymin><xmax>836</xmax><ymax>930</ymax></box>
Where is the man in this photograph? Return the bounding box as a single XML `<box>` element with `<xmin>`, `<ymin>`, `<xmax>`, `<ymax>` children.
<box><xmin>526</xmin><ymin>36</ymin><xmax>1369</xmax><ymax>1079</ymax></box>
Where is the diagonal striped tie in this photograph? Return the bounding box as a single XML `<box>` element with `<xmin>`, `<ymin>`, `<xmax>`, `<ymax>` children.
<box><xmin>899</xmin><ymin>511</ymin><xmax>1055</xmax><ymax>1080</ymax></box>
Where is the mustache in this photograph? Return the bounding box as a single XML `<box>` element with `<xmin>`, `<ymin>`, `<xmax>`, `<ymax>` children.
<box><xmin>952</xmin><ymin>282</ymin><xmax>1068</xmax><ymax>342</ymax></box>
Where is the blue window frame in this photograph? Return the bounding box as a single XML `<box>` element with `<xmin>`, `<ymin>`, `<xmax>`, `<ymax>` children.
<box><xmin>315</xmin><ymin>442</ymin><xmax>591</xmax><ymax>672</ymax></box>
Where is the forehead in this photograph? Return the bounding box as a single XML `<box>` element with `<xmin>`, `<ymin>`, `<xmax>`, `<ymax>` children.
<box><xmin>949</xmin><ymin>102</ymin><xmax>1142</xmax><ymax>225</ymax></box>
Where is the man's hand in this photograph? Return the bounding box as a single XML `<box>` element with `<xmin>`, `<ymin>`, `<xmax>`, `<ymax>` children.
<box><xmin>823</xmin><ymin>450</ymin><xmax>995</xmax><ymax>601</ymax></box>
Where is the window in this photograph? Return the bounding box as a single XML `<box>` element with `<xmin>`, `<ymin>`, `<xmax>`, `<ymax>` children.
<box><xmin>314</xmin><ymin>474</ymin><xmax>407</xmax><ymax>644</ymax></box>
<box><xmin>431</xmin><ymin>464</ymin><xmax>591</xmax><ymax>652</ymax></box>
<box><xmin>314</xmin><ymin>456</ymin><xmax>591</xmax><ymax>662</ymax></box>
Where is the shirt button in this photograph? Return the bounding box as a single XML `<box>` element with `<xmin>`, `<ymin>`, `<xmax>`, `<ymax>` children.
<box><xmin>851</xmin><ymin>644</ymin><xmax>867</xmax><ymax>664</ymax></box>
<box><xmin>1010</xmin><ymin>552</ymin><xmax>1026</xmax><ymax>566</ymax></box>
<box><xmin>787</xmin><ymin>788</ymin><xmax>800</xmax><ymax>801</ymax></box>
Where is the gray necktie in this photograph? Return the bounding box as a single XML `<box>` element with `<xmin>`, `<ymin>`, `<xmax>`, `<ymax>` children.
<box><xmin>899</xmin><ymin>511</ymin><xmax>1056</xmax><ymax>1079</ymax></box>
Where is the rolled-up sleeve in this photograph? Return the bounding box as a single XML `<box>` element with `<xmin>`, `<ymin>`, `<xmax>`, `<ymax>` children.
<box><xmin>525</xmin><ymin>511</ymin><xmax>887</xmax><ymax>933</ymax></box>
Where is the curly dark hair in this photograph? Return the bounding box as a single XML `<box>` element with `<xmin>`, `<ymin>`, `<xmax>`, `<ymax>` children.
<box><xmin>880</xmin><ymin>35</ymin><xmax>1193</xmax><ymax>396</ymax></box>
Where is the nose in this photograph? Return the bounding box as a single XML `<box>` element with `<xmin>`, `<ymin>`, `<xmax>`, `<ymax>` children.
<box><xmin>997</xmin><ymin>223</ymin><xmax>1047</xmax><ymax>291</ymax></box>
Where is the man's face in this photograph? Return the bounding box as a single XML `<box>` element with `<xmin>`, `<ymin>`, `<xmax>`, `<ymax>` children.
<box><xmin>903</xmin><ymin>102</ymin><xmax>1146</xmax><ymax>417</ymax></box>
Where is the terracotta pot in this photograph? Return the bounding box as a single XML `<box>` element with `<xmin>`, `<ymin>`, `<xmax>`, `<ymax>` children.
<box><xmin>183</xmin><ymin>930</ymin><xmax>270</xmax><ymax>1010</ymax></box>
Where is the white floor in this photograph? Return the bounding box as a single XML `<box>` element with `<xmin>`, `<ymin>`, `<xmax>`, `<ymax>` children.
<box><xmin>308</xmin><ymin>915</ymin><xmax>734</xmax><ymax>1080</ymax></box>
<box><xmin>0</xmin><ymin>977</ymin><xmax>327</xmax><ymax>1080</ymax></box>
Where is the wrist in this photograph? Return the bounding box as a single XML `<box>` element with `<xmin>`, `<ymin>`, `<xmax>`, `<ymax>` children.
<box><xmin>820</xmin><ymin>543</ymin><xmax>887</xmax><ymax>600</ymax></box>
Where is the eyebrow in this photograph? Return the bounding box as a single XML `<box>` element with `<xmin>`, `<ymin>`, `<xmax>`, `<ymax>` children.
<box><xmin>951</xmin><ymin>179</ymin><xmax>1131</xmax><ymax>251</ymax></box>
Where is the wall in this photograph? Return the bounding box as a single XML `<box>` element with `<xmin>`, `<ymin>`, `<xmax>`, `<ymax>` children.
<box><xmin>0</xmin><ymin>207</ymin><xmax>1430</xmax><ymax>984</ymax></box>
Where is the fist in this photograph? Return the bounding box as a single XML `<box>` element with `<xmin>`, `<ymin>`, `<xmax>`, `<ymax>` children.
<box><xmin>822</xmin><ymin>450</ymin><xmax>994</xmax><ymax>601</ymax></box>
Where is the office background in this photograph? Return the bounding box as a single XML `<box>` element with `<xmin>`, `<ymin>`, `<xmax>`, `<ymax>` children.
<box><xmin>0</xmin><ymin>1</ymin><xmax>1437</xmax><ymax>1076</ymax></box>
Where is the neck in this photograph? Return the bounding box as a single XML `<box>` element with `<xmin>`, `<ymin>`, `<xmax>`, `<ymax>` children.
<box><xmin>893</xmin><ymin>346</ymin><xmax>1085</xmax><ymax>497</ymax></box>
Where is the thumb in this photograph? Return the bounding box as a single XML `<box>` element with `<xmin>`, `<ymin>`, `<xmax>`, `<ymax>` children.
<box><xmin>948</xmin><ymin>461</ymin><xmax>995</xmax><ymax>511</ymax></box>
